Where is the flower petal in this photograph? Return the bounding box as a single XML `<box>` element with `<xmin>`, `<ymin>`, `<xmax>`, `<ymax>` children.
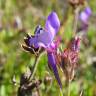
<box><xmin>79</xmin><ymin>7</ymin><xmax>92</xmax><ymax>24</ymax></box>
<box><xmin>47</xmin><ymin>52</ymin><xmax>62</xmax><ymax>88</ymax></box>
<box><xmin>29</xmin><ymin>36</ymin><xmax>39</xmax><ymax>48</ymax></box>
<box><xmin>37</xmin><ymin>29</ymin><xmax>53</xmax><ymax>47</ymax></box>
<box><xmin>45</xmin><ymin>12</ymin><xmax>60</xmax><ymax>34</ymax></box>
<box><xmin>85</xmin><ymin>7</ymin><xmax>92</xmax><ymax>16</ymax></box>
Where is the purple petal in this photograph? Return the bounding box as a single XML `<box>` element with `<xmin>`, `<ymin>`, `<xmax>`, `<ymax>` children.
<box><xmin>85</xmin><ymin>7</ymin><xmax>92</xmax><ymax>16</ymax></box>
<box><xmin>80</xmin><ymin>12</ymin><xmax>89</xmax><ymax>24</ymax></box>
<box><xmin>29</xmin><ymin>36</ymin><xmax>39</xmax><ymax>48</ymax></box>
<box><xmin>37</xmin><ymin>29</ymin><xmax>54</xmax><ymax>47</ymax></box>
<box><xmin>80</xmin><ymin>7</ymin><xmax>92</xmax><ymax>24</ymax></box>
<box><xmin>45</xmin><ymin>11</ymin><xmax>60</xmax><ymax>37</ymax></box>
<box><xmin>47</xmin><ymin>52</ymin><xmax>62</xmax><ymax>88</ymax></box>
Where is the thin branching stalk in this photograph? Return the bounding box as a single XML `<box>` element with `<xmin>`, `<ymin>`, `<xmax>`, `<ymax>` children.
<box><xmin>73</xmin><ymin>7</ymin><xmax>80</xmax><ymax>36</ymax></box>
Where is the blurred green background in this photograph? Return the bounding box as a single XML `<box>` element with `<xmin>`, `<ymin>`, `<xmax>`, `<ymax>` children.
<box><xmin>0</xmin><ymin>0</ymin><xmax>96</xmax><ymax>96</ymax></box>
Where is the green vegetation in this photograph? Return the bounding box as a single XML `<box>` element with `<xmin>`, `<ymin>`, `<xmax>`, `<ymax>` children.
<box><xmin>0</xmin><ymin>0</ymin><xmax>96</xmax><ymax>96</ymax></box>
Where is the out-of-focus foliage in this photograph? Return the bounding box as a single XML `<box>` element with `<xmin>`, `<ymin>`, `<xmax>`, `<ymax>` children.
<box><xmin>0</xmin><ymin>0</ymin><xmax>96</xmax><ymax>96</ymax></box>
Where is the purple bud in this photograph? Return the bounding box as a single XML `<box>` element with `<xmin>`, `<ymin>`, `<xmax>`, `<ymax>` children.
<box><xmin>79</xmin><ymin>7</ymin><xmax>92</xmax><ymax>24</ymax></box>
<box><xmin>71</xmin><ymin>37</ymin><xmax>81</xmax><ymax>52</ymax></box>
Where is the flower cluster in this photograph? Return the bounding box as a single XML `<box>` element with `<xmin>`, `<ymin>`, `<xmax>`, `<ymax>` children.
<box><xmin>22</xmin><ymin>1</ymin><xmax>92</xmax><ymax>88</ymax></box>
<box><xmin>22</xmin><ymin>12</ymin><xmax>62</xmax><ymax>88</ymax></box>
<box><xmin>60</xmin><ymin>36</ymin><xmax>81</xmax><ymax>81</ymax></box>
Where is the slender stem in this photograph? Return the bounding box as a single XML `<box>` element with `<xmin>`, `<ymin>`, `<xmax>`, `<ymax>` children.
<box><xmin>29</xmin><ymin>52</ymin><xmax>44</xmax><ymax>81</ymax></box>
<box><xmin>31</xmin><ymin>55</ymin><xmax>39</xmax><ymax>79</ymax></box>
<box><xmin>68</xmin><ymin>80</ymin><xmax>71</xmax><ymax>96</ymax></box>
<box><xmin>27</xmin><ymin>55</ymin><xmax>38</xmax><ymax>82</ymax></box>
<box><xmin>73</xmin><ymin>7</ymin><xmax>80</xmax><ymax>36</ymax></box>
<box><xmin>59</xmin><ymin>88</ymin><xmax>63</xmax><ymax>96</ymax></box>
<box><xmin>28</xmin><ymin>55</ymin><xmax>39</xmax><ymax>81</ymax></box>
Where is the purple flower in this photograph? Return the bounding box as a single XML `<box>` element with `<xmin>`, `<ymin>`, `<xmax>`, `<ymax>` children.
<box><xmin>28</xmin><ymin>12</ymin><xmax>60</xmax><ymax>48</ymax></box>
<box><xmin>79</xmin><ymin>6</ymin><xmax>92</xmax><ymax>24</ymax></box>
<box><xmin>24</xmin><ymin>12</ymin><xmax>62</xmax><ymax>88</ymax></box>
<box><xmin>78</xmin><ymin>6</ymin><xmax>92</xmax><ymax>33</ymax></box>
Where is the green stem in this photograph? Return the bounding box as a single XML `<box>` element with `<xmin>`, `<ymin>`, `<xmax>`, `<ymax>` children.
<box><xmin>59</xmin><ymin>89</ymin><xmax>63</xmax><ymax>96</ymax></box>
<box><xmin>68</xmin><ymin>80</ymin><xmax>71</xmax><ymax>96</ymax></box>
<box><xmin>31</xmin><ymin>55</ymin><xmax>39</xmax><ymax>79</ymax></box>
<box><xmin>29</xmin><ymin>52</ymin><xmax>44</xmax><ymax>81</ymax></box>
<box><xmin>27</xmin><ymin>54</ymin><xmax>40</xmax><ymax>81</ymax></box>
